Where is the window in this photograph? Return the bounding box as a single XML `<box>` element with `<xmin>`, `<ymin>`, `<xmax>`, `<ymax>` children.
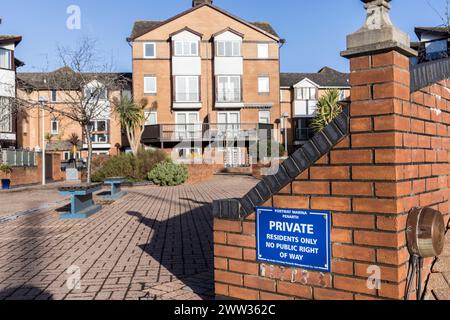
<box><xmin>217</xmin><ymin>112</ymin><xmax>240</xmax><ymax>135</ymax></box>
<box><xmin>143</xmin><ymin>43</ymin><xmax>156</xmax><ymax>58</ymax></box>
<box><xmin>175</xmin><ymin>76</ymin><xmax>200</xmax><ymax>102</ymax></box>
<box><xmin>257</xmin><ymin>44</ymin><xmax>269</xmax><ymax>59</ymax></box>
<box><xmin>258</xmin><ymin>77</ymin><xmax>270</xmax><ymax>94</ymax></box>
<box><xmin>63</xmin><ymin>151</ymin><xmax>81</xmax><ymax>161</ymax></box>
<box><xmin>296</xmin><ymin>87</ymin><xmax>317</xmax><ymax>100</ymax></box>
<box><xmin>88</xmin><ymin>120</ymin><xmax>109</xmax><ymax>144</ymax></box>
<box><xmin>176</xmin><ymin>148</ymin><xmax>202</xmax><ymax>160</ymax></box>
<box><xmin>85</xmin><ymin>86</ymin><xmax>107</xmax><ymax>101</ymax></box>
<box><xmin>51</xmin><ymin>119</ymin><xmax>59</xmax><ymax>135</ymax></box>
<box><xmin>51</xmin><ymin>89</ymin><xmax>57</xmax><ymax>102</ymax></box>
<box><xmin>174</xmin><ymin>41</ymin><xmax>199</xmax><ymax>56</ymax></box>
<box><xmin>144</xmin><ymin>112</ymin><xmax>158</xmax><ymax>126</ymax></box>
<box><xmin>295</xmin><ymin>118</ymin><xmax>314</xmax><ymax>141</ymax></box>
<box><xmin>0</xmin><ymin>97</ymin><xmax>12</xmax><ymax>132</ymax></box>
<box><xmin>259</xmin><ymin>111</ymin><xmax>271</xmax><ymax>124</ymax></box>
<box><xmin>175</xmin><ymin>112</ymin><xmax>200</xmax><ymax>139</ymax></box>
<box><xmin>144</xmin><ymin>76</ymin><xmax>157</xmax><ymax>94</ymax></box>
<box><xmin>216</xmin><ymin>41</ymin><xmax>241</xmax><ymax>57</ymax></box>
<box><xmin>0</xmin><ymin>48</ymin><xmax>12</xmax><ymax>70</ymax></box>
<box><xmin>217</xmin><ymin>76</ymin><xmax>241</xmax><ymax>102</ymax></box>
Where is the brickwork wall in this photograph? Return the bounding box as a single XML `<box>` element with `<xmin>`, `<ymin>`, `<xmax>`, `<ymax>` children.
<box><xmin>213</xmin><ymin>50</ymin><xmax>450</xmax><ymax>300</ymax></box>
<box><xmin>0</xmin><ymin>154</ymin><xmax>63</xmax><ymax>187</ymax></box>
<box><xmin>187</xmin><ymin>163</ymin><xmax>224</xmax><ymax>184</ymax></box>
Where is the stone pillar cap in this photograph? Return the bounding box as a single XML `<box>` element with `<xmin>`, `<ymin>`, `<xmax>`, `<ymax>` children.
<box><xmin>341</xmin><ymin>0</ymin><xmax>417</xmax><ymax>58</ymax></box>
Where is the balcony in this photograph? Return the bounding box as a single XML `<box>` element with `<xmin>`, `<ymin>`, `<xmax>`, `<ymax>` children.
<box><xmin>215</xmin><ymin>89</ymin><xmax>243</xmax><ymax>109</ymax></box>
<box><xmin>141</xmin><ymin>123</ymin><xmax>273</xmax><ymax>144</ymax></box>
<box><xmin>173</xmin><ymin>92</ymin><xmax>202</xmax><ymax>110</ymax></box>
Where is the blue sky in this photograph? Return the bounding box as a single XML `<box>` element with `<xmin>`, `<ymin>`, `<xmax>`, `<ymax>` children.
<box><xmin>0</xmin><ymin>0</ymin><xmax>447</xmax><ymax>73</ymax></box>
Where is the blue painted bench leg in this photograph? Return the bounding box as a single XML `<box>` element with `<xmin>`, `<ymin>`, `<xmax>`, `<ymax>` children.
<box><xmin>104</xmin><ymin>183</ymin><xmax>127</xmax><ymax>200</ymax></box>
<box><xmin>60</xmin><ymin>193</ymin><xmax>102</xmax><ymax>220</ymax></box>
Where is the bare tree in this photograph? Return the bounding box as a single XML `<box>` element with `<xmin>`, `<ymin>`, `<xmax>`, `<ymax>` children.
<box><xmin>23</xmin><ymin>37</ymin><xmax>126</xmax><ymax>183</ymax></box>
<box><xmin>426</xmin><ymin>0</ymin><xmax>450</xmax><ymax>31</ymax></box>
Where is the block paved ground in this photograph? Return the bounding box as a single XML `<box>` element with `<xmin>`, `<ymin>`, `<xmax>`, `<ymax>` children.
<box><xmin>0</xmin><ymin>175</ymin><xmax>257</xmax><ymax>300</ymax></box>
<box><xmin>0</xmin><ymin>182</ymin><xmax>70</xmax><ymax>218</ymax></box>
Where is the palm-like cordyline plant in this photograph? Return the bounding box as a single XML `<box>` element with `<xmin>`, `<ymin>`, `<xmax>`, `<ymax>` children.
<box><xmin>113</xmin><ymin>96</ymin><xmax>148</xmax><ymax>156</ymax></box>
<box><xmin>310</xmin><ymin>89</ymin><xmax>343</xmax><ymax>133</ymax></box>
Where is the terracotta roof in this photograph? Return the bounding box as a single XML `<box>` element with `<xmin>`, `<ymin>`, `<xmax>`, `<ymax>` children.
<box><xmin>46</xmin><ymin>140</ymin><xmax>82</xmax><ymax>152</ymax></box>
<box><xmin>280</xmin><ymin>67</ymin><xmax>350</xmax><ymax>88</ymax></box>
<box><xmin>17</xmin><ymin>68</ymin><xmax>132</xmax><ymax>90</ymax></box>
<box><xmin>128</xmin><ymin>4</ymin><xmax>279</xmax><ymax>41</ymax></box>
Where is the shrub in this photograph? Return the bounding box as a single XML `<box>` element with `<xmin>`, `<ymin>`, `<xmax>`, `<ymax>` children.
<box><xmin>251</xmin><ymin>139</ymin><xmax>286</xmax><ymax>162</ymax></box>
<box><xmin>131</xmin><ymin>149</ymin><xmax>168</xmax><ymax>181</ymax></box>
<box><xmin>148</xmin><ymin>161</ymin><xmax>188</xmax><ymax>186</ymax></box>
<box><xmin>0</xmin><ymin>164</ymin><xmax>12</xmax><ymax>175</ymax></box>
<box><xmin>92</xmin><ymin>149</ymin><xmax>167</xmax><ymax>182</ymax></box>
<box><xmin>310</xmin><ymin>89</ymin><xmax>343</xmax><ymax>133</ymax></box>
<box><xmin>91</xmin><ymin>154</ymin><xmax>134</xmax><ymax>182</ymax></box>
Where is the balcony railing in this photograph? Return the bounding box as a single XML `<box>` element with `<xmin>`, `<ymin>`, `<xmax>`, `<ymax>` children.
<box><xmin>175</xmin><ymin>92</ymin><xmax>200</xmax><ymax>103</ymax></box>
<box><xmin>217</xmin><ymin>89</ymin><xmax>242</xmax><ymax>103</ymax></box>
<box><xmin>0</xmin><ymin>149</ymin><xmax>37</xmax><ymax>167</ymax></box>
<box><xmin>142</xmin><ymin>123</ymin><xmax>273</xmax><ymax>143</ymax></box>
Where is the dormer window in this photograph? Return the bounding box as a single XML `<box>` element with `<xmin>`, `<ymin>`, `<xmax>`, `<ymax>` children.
<box><xmin>84</xmin><ymin>84</ymin><xmax>107</xmax><ymax>101</ymax></box>
<box><xmin>174</xmin><ymin>41</ymin><xmax>199</xmax><ymax>56</ymax></box>
<box><xmin>216</xmin><ymin>41</ymin><xmax>241</xmax><ymax>57</ymax></box>
<box><xmin>0</xmin><ymin>48</ymin><xmax>12</xmax><ymax>70</ymax></box>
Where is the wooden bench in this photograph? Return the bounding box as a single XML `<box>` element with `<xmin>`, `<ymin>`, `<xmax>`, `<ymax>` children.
<box><xmin>58</xmin><ymin>183</ymin><xmax>102</xmax><ymax>219</ymax></box>
<box><xmin>103</xmin><ymin>177</ymin><xmax>128</xmax><ymax>200</ymax></box>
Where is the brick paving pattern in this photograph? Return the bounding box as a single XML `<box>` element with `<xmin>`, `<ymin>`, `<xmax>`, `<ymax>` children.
<box><xmin>424</xmin><ymin>221</ymin><xmax>450</xmax><ymax>300</ymax></box>
<box><xmin>0</xmin><ymin>176</ymin><xmax>257</xmax><ymax>300</ymax></box>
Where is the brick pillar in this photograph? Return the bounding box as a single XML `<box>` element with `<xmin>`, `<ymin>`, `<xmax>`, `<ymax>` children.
<box><xmin>340</xmin><ymin>0</ymin><xmax>418</xmax><ymax>299</ymax></box>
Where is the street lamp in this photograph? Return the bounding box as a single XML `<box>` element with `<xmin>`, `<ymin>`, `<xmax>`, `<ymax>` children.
<box><xmin>38</xmin><ymin>96</ymin><xmax>48</xmax><ymax>186</ymax></box>
<box><xmin>281</xmin><ymin>112</ymin><xmax>289</xmax><ymax>156</ymax></box>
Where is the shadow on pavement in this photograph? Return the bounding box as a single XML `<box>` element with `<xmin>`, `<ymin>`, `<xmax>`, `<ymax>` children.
<box><xmin>0</xmin><ymin>286</ymin><xmax>54</xmax><ymax>300</ymax></box>
<box><xmin>127</xmin><ymin>204</ymin><xmax>215</xmax><ymax>300</ymax></box>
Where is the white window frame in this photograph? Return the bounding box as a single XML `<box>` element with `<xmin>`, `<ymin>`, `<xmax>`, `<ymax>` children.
<box><xmin>217</xmin><ymin>75</ymin><xmax>242</xmax><ymax>102</ymax></box>
<box><xmin>215</xmin><ymin>40</ymin><xmax>241</xmax><ymax>57</ymax></box>
<box><xmin>143</xmin><ymin>42</ymin><xmax>156</xmax><ymax>59</ymax></box>
<box><xmin>257</xmin><ymin>43</ymin><xmax>269</xmax><ymax>59</ymax></box>
<box><xmin>144</xmin><ymin>76</ymin><xmax>157</xmax><ymax>94</ymax></box>
<box><xmin>63</xmin><ymin>151</ymin><xmax>81</xmax><ymax>161</ymax></box>
<box><xmin>173</xmin><ymin>41</ymin><xmax>199</xmax><ymax>57</ymax></box>
<box><xmin>144</xmin><ymin>111</ymin><xmax>158</xmax><ymax>126</ymax></box>
<box><xmin>0</xmin><ymin>48</ymin><xmax>12</xmax><ymax>70</ymax></box>
<box><xmin>296</xmin><ymin>87</ymin><xmax>317</xmax><ymax>100</ymax></box>
<box><xmin>175</xmin><ymin>76</ymin><xmax>200</xmax><ymax>102</ymax></box>
<box><xmin>258</xmin><ymin>76</ymin><xmax>270</xmax><ymax>94</ymax></box>
<box><xmin>258</xmin><ymin>110</ymin><xmax>271</xmax><ymax>124</ymax></box>
<box><xmin>51</xmin><ymin>119</ymin><xmax>59</xmax><ymax>135</ymax></box>
<box><xmin>175</xmin><ymin>112</ymin><xmax>200</xmax><ymax>140</ymax></box>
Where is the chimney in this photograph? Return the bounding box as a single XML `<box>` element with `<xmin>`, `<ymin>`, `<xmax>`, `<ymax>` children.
<box><xmin>192</xmin><ymin>0</ymin><xmax>212</xmax><ymax>7</ymax></box>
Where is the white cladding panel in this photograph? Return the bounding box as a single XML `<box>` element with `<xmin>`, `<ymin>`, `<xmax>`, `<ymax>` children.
<box><xmin>0</xmin><ymin>43</ymin><xmax>15</xmax><ymax>51</ymax></box>
<box><xmin>214</xmin><ymin>57</ymin><xmax>243</xmax><ymax>75</ymax></box>
<box><xmin>0</xmin><ymin>70</ymin><xmax>15</xmax><ymax>97</ymax></box>
<box><xmin>172</xmin><ymin>30</ymin><xmax>201</xmax><ymax>42</ymax></box>
<box><xmin>172</xmin><ymin>57</ymin><xmax>201</xmax><ymax>75</ymax></box>
<box><xmin>215</xmin><ymin>31</ymin><xmax>243</xmax><ymax>41</ymax></box>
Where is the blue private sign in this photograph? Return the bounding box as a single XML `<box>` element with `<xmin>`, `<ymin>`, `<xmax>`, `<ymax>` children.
<box><xmin>256</xmin><ymin>207</ymin><xmax>331</xmax><ymax>272</ymax></box>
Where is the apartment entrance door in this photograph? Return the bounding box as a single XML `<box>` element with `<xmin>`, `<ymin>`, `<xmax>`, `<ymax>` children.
<box><xmin>224</xmin><ymin>147</ymin><xmax>245</xmax><ymax>168</ymax></box>
<box><xmin>217</xmin><ymin>112</ymin><xmax>240</xmax><ymax>138</ymax></box>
